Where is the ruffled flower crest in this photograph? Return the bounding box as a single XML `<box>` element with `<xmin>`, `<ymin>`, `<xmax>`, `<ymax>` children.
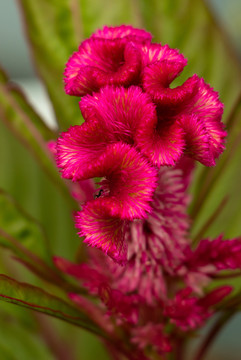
<box><xmin>58</xmin><ymin>24</ymin><xmax>226</xmax><ymax>263</ymax></box>
<box><xmin>57</xmin><ymin>138</ymin><xmax>158</xmax><ymax>264</ymax></box>
<box><xmin>137</xmin><ymin>42</ymin><xmax>226</xmax><ymax>166</ymax></box>
<box><xmin>64</xmin><ymin>26</ymin><xmax>152</xmax><ymax>96</ymax></box>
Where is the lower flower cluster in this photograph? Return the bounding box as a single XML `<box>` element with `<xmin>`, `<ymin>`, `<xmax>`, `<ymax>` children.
<box><xmin>54</xmin><ymin>162</ymin><xmax>240</xmax><ymax>358</ymax></box>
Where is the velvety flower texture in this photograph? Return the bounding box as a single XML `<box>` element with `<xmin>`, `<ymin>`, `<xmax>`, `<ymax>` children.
<box><xmin>64</xmin><ymin>25</ymin><xmax>151</xmax><ymax>96</ymax></box>
<box><xmin>57</xmin><ymin>24</ymin><xmax>226</xmax><ymax>263</ymax></box>
<box><xmin>108</xmin><ymin>165</ymin><xmax>191</xmax><ymax>304</ymax></box>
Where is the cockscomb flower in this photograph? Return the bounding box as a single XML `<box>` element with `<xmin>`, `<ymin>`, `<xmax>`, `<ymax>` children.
<box><xmin>58</xmin><ymin>24</ymin><xmax>227</xmax><ymax>261</ymax></box>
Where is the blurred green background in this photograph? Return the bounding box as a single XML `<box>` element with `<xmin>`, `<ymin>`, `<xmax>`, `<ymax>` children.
<box><xmin>0</xmin><ymin>1</ymin><xmax>241</xmax><ymax>359</ymax></box>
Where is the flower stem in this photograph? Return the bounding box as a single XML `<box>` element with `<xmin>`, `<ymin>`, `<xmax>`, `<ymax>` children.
<box><xmin>193</xmin><ymin>311</ymin><xmax>235</xmax><ymax>360</ymax></box>
<box><xmin>172</xmin><ymin>335</ymin><xmax>187</xmax><ymax>360</ymax></box>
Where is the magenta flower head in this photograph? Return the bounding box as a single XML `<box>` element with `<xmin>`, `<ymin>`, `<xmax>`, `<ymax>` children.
<box><xmin>64</xmin><ymin>25</ymin><xmax>226</xmax><ymax>166</ymax></box>
<box><xmin>57</xmin><ymin>25</ymin><xmax>227</xmax><ymax>263</ymax></box>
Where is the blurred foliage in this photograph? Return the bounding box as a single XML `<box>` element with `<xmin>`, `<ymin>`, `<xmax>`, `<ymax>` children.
<box><xmin>0</xmin><ymin>274</ymin><xmax>101</xmax><ymax>333</ymax></box>
<box><xmin>0</xmin><ymin>0</ymin><xmax>240</xmax><ymax>359</ymax></box>
<box><xmin>0</xmin><ymin>188</ymin><xmax>51</xmax><ymax>262</ymax></box>
<box><xmin>0</xmin><ymin>312</ymin><xmax>54</xmax><ymax>360</ymax></box>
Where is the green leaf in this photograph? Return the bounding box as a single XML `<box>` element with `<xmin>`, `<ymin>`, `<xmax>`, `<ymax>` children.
<box><xmin>0</xmin><ymin>75</ymin><xmax>73</xmax><ymax>203</ymax></box>
<box><xmin>0</xmin><ymin>274</ymin><xmax>103</xmax><ymax>336</ymax></box>
<box><xmin>0</xmin><ymin>115</ymin><xmax>79</xmax><ymax>261</ymax></box>
<box><xmin>17</xmin><ymin>0</ymin><xmax>83</xmax><ymax>129</ymax></box>
<box><xmin>0</xmin><ymin>345</ymin><xmax>17</xmax><ymax>360</ymax></box>
<box><xmin>0</xmin><ymin>66</ymin><xmax>75</xmax><ymax>211</ymax></box>
<box><xmin>0</xmin><ymin>313</ymin><xmax>54</xmax><ymax>360</ymax></box>
<box><xmin>0</xmin><ymin>189</ymin><xmax>84</xmax><ymax>289</ymax></box>
<box><xmin>0</xmin><ymin>66</ymin><xmax>54</xmax><ymax>141</ymax></box>
<box><xmin>0</xmin><ymin>188</ymin><xmax>50</xmax><ymax>262</ymax></box>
